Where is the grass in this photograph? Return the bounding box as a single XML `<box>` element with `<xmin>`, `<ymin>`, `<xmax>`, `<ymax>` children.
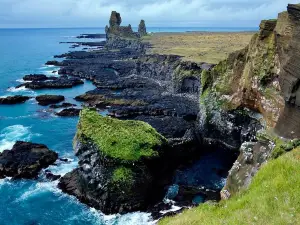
<box><xmin>76</xmin><ymin>108</ymin><xmax>166</xmax><ymax>162</ymax></box>
<box><xmin>160</xmin><ymin>148</ymin><xmax>300</xmax><ymax>225</ymax></box>
<box><xmin>144</xmin><ymin>32</ymin><xmax>255</xmax><ymax>64</ymax></box>
<box><xmin>112</xmin><ymin>166</ymin><xmax>133</xmax><ymax>186</ymax></box>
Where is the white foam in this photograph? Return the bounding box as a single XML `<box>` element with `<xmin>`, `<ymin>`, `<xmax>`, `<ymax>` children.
<box><xmin>16</xmin><ymin>79</ymin><xmax>31</xmax><ymax>83</ymax></box>
<box><xmin>7</xmin><ymin>86</ymin><xmax>35</xmax><ymax>95</ymax></box>
<box><xmin>160</xmin><ymin>205</ymin><xmax>182</xmax><ymax>215</ymax></box>
<box><xmin>104</xmin><ymin>212</ymin><xmax>152</xmax><ymax>225</ymax></box>
<box><xmin>0</xmin><ymin>125</ymin><xmax>41</xmax><ymax>152</ymax></box>
<box><xmin>47</xmin><ymin>158</ymin><xmax>78</xmax><ymax>177</ymax></box>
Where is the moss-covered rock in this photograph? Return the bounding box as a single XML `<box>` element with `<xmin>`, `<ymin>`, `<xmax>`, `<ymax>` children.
<box><xmin>75</xmin><ymin>108</ymin><xmax>166</xmax><ymax>162</ymax></box>
<box><xmin>59</xmin><ymin>108</ymin><xmax>171</xmax><ymax>214</ymax></box>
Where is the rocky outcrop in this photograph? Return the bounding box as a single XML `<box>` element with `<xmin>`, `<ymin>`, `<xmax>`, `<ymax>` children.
<box><xmin>36</xmin><ymin>95</ymin><xmax>65</xmax><ymax>106</ymax></box>
<box><xmin>105</xmin><ymin>11</ymin><xmax>137</xmax><ymax>40</ymax></box>
<box><xmin>0</xmin><ymin>95</ymin><xmax>31</xmax><ymax>104</ymax></box>
<box><xmin>23</xmin><ymin>74</ymin><xmax>57</xmax><ymax>82</ymax></box>
<box><xmin>58</xmin><ymin>109</ymin><xmax>170</xmax><ymax>214</ymax></box>
<box><xmin>55</xmin><ymin>108</ymin><xmax>81</xmax><ymax>117</ymax></box>
<box><xmin>221</xmin><ymin>141</ymin><xmax>273</xmax><ymax>199</ymax></box>
<box><xmin>138</xmin><ymin>20</ymin><xmax>147</xmax><ymax>37</ymax></box>
<box><xmin>198</xmin><ymin>3</ymin><xmax>300</xmax><ymax>199</ymax></box>
<box><xmin>0</xmin><ymin>141</ymin><xmax>58</xmax><ymax>179</ymax></box>
<box><xmin>17</xmin><ymin>76</ymin><xmax>83</xmax><ymax>90</ymax></box>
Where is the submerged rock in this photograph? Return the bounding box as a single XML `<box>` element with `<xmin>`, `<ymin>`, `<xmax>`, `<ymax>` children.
<box><xmin>36</xmin><ymin>95</ymin><xmax>65</xmax><ymax>106</ymax></box>
<box><xmin>59</xmin><ymin>108</ymin><xmax>170</xmax><ymax>214</ymax></box>
<box><xmin>0</xmin><ymin>141</ymin><xmax>58</xmax><ymax>179</ymax></box>
<box><xmin>0</xmin><ymin>95</ymin><xmax>31</xmax><ymax>105</ymax></box>
<box><xmin>49</xmin><ymin>102</ymin><xmax>76</xmax><ymax>109</ymax></box>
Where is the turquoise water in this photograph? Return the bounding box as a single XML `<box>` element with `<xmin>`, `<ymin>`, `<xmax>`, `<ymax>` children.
<box><xmin>0</xmin><ymin>27</ymin><xmax>254</xmax><ymax>225</ymax></box>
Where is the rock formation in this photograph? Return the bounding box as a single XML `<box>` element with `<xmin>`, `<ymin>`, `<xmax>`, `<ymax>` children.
<box><xmin>36</xmin><ymin>95</ymin><xmax>65</xmax><ymax>106</ymax></box>
<box><xmin>198</xmin><ymin>3</ymin><xmax>300</xmax><ymax>198</ymax></box>
<box><xmin>58</xmin><ymin>108</ymin><xmax>170</xmax><ymax>214</ymax></box>
<box><xmin>138</xmin><ymin>20</ymin><xmax>147</xmax><ymax>37</ymax></box>
<box><xmin>0</xmin><ymin>95</ymin><xmax>31</xmax><ymax>105</ymax></box>
<box><xmin>0</xmin><ymin>141</ymin><xmax>58</xmax><ymax>179</ymax></box>
<box><xmin>105</xmin><ymin>11</ymin><xmax>137</xmax><ymax>39</ymax></box>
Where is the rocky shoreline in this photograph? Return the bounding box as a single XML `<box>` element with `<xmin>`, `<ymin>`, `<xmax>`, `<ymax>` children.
<box><xmin>2</xmin><ymin>4</ymin><xmax>299</xmax><ymax>224</ymax></box>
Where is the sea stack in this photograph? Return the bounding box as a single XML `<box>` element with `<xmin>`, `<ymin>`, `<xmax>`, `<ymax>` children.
<box><xmin>138</xmin><ymin>20</ymin><xmax>147</xmax><ymax>37</ymax></box>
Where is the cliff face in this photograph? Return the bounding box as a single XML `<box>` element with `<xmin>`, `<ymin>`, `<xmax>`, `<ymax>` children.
<box><xmin>200</xmin><ymin>4</ymin><xmax>300</xmax><ymax>140</ymax></box>
<box><xmin>199</xmin><ymin>4</ymin><xmax>300</xmax><ymax>197</ymax></box>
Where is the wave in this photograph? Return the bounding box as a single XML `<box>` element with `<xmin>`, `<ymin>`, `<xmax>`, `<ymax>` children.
<box><xmin>0</xmin><ymin>125</ymin><xmax>41</xmax><ymax>152</ymax></box>
<box><xmin>7</xmin><ymin>86</ymin><xmax>36</xmax><ymax>95</ymax></box>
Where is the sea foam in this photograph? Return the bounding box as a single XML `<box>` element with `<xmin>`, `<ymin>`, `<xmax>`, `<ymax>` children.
<box><xmin>0</xmin><ymin>125</ymin><xmax>40</xmax><ymax>152</ymax></box>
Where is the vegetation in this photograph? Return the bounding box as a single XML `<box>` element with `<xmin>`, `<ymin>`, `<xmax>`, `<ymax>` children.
<box><xmin>76</xmin><ymin>108</ymin><xmax>166</xmax><ymax>162</ymax></box>
<box><xmin>144</xmin><ymin>32</ymin><xmax>254</xmax><ymax>63</ymax></box>
<box><xmin>112</xmin><ymin>167</ymin><xmax>133</xmax><ymax>186</ymax></box>
<box><xmin>160</xmin><ymin>148</ymin><xmax>300</xmax><ymax>225</ymax></box>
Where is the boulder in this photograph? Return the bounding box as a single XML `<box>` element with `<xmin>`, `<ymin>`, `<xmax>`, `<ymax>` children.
<box><xmin>0</xmin><ymin>95</ymin><xmax>31</xmax><ymax>105</ymax></box>
<box><xmin>0</xmin><ymin>141</ymin><xmax>58</xmax><ymax>179</ymax></box>
<box><xmin>36</xmin><ymin>95</ymin><xmax>65</xmax><ymax>106</ymax></box>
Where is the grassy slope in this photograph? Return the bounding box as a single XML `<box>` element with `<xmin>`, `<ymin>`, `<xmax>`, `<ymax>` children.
<box><xmin>76</xmin><ymin>108</ymin><xmax>166</xmax><ymax>162</ymax></box>
<box><xmin>160</xmin><ymin>148</ymin><xmax>300</xmax><ymax>225</ymax></box>
<box><xmin>143</xmin><ymin>32</ymin><xmax>254</xmax><ymax>64</ymax></box>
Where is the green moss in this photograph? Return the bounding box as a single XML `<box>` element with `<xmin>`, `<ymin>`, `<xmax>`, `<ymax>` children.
<box><xmin>160</xmin><ymin>148</ymin><xmax>300</xmax><ymax>225</ymax></box>
<box><xmin>112</xmin><ymin>167</ymin><xmax>133</xmax><ymax>186</ymax></box>
<box><xmin>272</xmin><ymin>139</ymin><xmax>300</xmax><ymax>159</ymax></box>
<box><xmin>76</xmin><ymin>108</ymin><xmax>166</xmax><ymax>162</ymax></box>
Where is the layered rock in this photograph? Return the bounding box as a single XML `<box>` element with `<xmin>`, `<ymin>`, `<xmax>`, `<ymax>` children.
<box><xmin>0</xmin><ymin>95</ymin><xmax>31</xmax><ymax>105</ymax></box>
<box><xmin>198</xmin><ymin>3</ymin><xmax>300</xmax><ymax>199</ymax></box>
<box><xmin>59</xmin><ymin>108</ymin><xmax>170</xmax><ymax>214</ymax></box>
<box><xmin>0</xmin><ymin>141</ymin><xmax>58</xmax><ymax>179</ymax></box>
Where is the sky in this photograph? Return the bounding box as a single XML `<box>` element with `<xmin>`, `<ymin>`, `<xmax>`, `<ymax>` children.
<box><xmin>0</xmin><ymin>0</ymin><xmax>298</xmax><ymax>28</ymax></box>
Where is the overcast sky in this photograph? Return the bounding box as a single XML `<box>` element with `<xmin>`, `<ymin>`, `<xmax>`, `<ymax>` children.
<box><xmin>0</xmin><ymin>0</ymin><xmax>297</xmax><ymax>28</ymax></box>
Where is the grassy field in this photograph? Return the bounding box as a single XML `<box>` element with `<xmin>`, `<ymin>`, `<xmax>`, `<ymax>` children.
<box><xmin>160</xmin><ymin>147</ymin><xmax>300</xmax><ymax>225</ymax></box>
<box><xmin>143</xmin><ymin>32</ymin><xmax>255</xmax><ymax>64</ymax></box>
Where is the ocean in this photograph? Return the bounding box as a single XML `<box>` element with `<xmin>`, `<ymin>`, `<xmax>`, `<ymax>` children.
<box><xmin>0</xmin><ymin>27</ymin><xmax>256</xmax><ymax>225</ymax></box>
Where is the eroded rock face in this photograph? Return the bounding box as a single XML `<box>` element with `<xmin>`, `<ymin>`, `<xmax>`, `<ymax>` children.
<box><xmin>36</xmin><ymin>95</ymin><xmax>65</xmax><ymax>106</ymax></box>
<box><xmin>0</xmin><ymin>141</ymin><xmax>58</xmax><ymax>179</ymax></box>
<box><xmin>105</xmin><ymin>11</ymin><xmax>136</xmax><ymax>40</ymax></box>
<box><xmin>221</xmin><ymin>141</ymin><xmax>273</xmax><ymax>199</ymax></box>
<box><xmin>0</xmin><ymin>95</ymin><xmax>31</xmax><ymax>105</ymax></box>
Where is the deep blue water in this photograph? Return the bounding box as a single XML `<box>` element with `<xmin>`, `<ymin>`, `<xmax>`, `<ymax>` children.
<box><xmin>0</xmin><ymin>27</ymin><xmax>250</xmax><ymax>225</ymax></box>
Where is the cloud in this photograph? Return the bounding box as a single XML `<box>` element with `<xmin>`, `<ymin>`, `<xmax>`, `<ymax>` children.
<box><xmin>0</xmin><ymin>0</ymin><xmax>298</xmax><ymax>28</ymax></box>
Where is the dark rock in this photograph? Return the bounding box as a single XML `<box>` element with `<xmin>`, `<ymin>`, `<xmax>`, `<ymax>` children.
<box><xmin>138</xmin><ymin>20</ymin><xmax>147</xmax><ymax>37</ymax></box>
<box><xmin>36</xmin><ymin>95</ymin><xmax>65</xmax><ymax>106</ymax></box>
<box><xmin>0</xmin><ymin>95</ymin><xmax>31</xmax><ymax>105</ymax></box>
<box><xmin>49</xmin><ymin>103</ymin><xmax>76</xmax><ymax>109</ymax></box>
<box><xmin>55</xmin><ymin>108</ymin><xmax>81</xmax><ymax>117</ymax></box>
<box><xmin>17</xmin><ymin>76</ymin><xmax>84</xmax><ymax>90</ymax></box>
<box><xmin>23</xmin><ymin>74</ymin><xmax>57</xmax><ymax>82</ymax></box>
<box><xmin>0</xmin><ymin>141</ymin><xmax>58</xmax><ymax>179</ymax></box>
<box><xmin>76</xmin><ymin>34</ymin><xmax>106</xmax><ymax>39</ymax></box>
<box><xmin>46</xmin><ymin>172</ymin><xmax>61</xmax><ymax>181</ymax></box>
<box><xmin>45</xmin><ymin>60</ymin><xmax>61</xmax><ymax>66</ymax></box>
<box><xmin>59</xmin><ymin>158</ymin><xmax>70</xmax><ymax>162</ymax></box>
